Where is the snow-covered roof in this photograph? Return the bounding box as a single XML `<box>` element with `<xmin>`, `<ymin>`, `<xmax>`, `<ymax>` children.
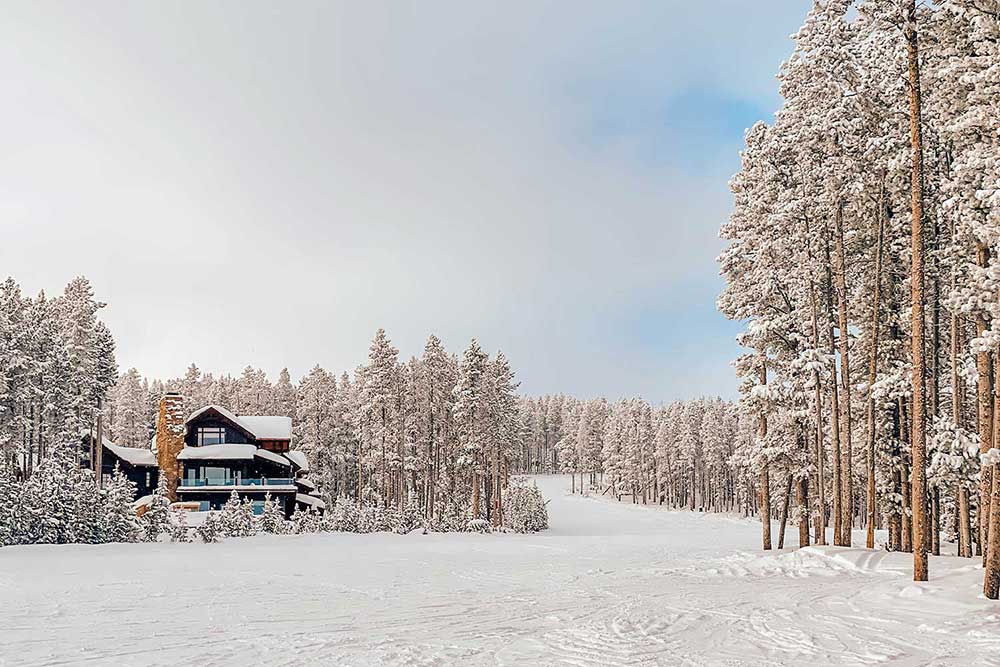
<box><xmin>295</xmin><ymin>493</ymin><xmax>325</xmax><ymax>509</ymax></box>
<box><xmin>186</xmin><ymin>404</ymin><xmax>243</xmax><ymax>428</ymax></box>
<box><xmin>133</xmin><ymin>495</ymin><xmax>155</xmax><ymax>510</ymax></box>
<box><xmin>186</xmin><ymin>405</ymin><xmax>292</xmax><ymax>441</ymax></box>
<box><xmin>254</xmin><ymin>449</ymin><xmax>291</xmax><ymax>467</ymax></box>
<box><xmin>238</xmin><ymin>416</ymin><xmax>292</xmax><ymax>440</ymax></box>
<box><xmin>177</xmin><ymin>444</ymin><xmax>258</xmax><ymax>461</ymax></box>
<box><xmin>285</xmin><ymin>450</ymin><xmax>309</xmax><ymax>472</ymax></box>
<box><xmin>105</xmin><ymin>442</ymin><xmax>158</xmax><ymax>467</ymax></box>
<box><xmin>295</xmin><ymin>477</ymin><xmax>316</xmax><ymax>491</ymax></box>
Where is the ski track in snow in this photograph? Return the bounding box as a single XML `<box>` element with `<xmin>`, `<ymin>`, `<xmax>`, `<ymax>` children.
<box><xmin>3</xmin><ymin>476</ymin><xmax>1000</xmax><ymax>666</ymax></box>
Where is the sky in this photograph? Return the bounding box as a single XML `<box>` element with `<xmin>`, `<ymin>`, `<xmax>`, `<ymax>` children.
<box><xmin>1</xmin><ymin>1</ymin><xmax>808</xmax><ymax>402</ymax></box>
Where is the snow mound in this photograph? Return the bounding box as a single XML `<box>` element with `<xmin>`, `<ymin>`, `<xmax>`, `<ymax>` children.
<box><xmin>700</xmin><ymin>547</ymin><xmax>884</xmax><ymax>579</ymax></box>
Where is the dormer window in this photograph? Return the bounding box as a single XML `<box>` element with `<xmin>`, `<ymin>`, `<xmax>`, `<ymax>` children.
<box><xmin>197</xmin><ymin>426</ymin><xmax>226</xmax><ymax>446</ymax></box>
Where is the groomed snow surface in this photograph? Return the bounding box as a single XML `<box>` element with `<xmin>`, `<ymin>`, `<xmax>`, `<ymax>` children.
<box><xmin>3</xmin><ymin>476</ymin><xmax>1000</xmax><ymax>666</ymax></box>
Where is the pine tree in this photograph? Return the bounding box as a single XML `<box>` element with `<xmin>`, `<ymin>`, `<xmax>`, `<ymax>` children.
<box><xmin>169</xmin><ymin>509</ymin><xmax>192</xmax><ymax>543</ymax></box>
<box><xmin>258</xmin><ymin>493</ymin><xmax>289</xmax><ymax>534</ymax></box>
<box><xmin>197</xmin><ymin>512</ymin><xmax>223</xmax><ymax>543</ymax></box>
<box><xmin>109</xmin><ymin>369</ymin><xmax>150</xmax><ymax>448</ymax></box>
<box><xmin>101</xmin><ymin>466</ymin><xmax>140</xmax><ymax>543</ymax></box>
<box><xmin>141</xmin><ymin>473</ymin><xmax>171</xmax><ymax>542</ymax></box>
<box><xmin>0</xmin><ymin>461</ymin><xmax>19</xmax><ymax>546</ymax></box>
<box><xmin>453</xmin><ymin>339</ymin><xmax>489</xmax><ymax>519</ymax></box>
<box><xmin>291</xmin><ymin>506</ymin><xmax>322</xmax><ymax>534</ymax></box>
<box><xmin>218</xmin><ymin>489</ymin><xmax>258</xmax><ymax>538</ymax></box>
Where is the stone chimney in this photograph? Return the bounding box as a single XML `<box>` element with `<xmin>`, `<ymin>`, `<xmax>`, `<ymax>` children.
<box><xmin>155</xmin><ymin>393</ymin><xmax>186</xmax><ymax>501</ymax></box>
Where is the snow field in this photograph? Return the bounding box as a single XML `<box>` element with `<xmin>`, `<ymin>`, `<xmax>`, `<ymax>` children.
<box><xmin>2</xmin><ymin>475</ymin><xmax>1000</xmax><ymax>666</ymax></box>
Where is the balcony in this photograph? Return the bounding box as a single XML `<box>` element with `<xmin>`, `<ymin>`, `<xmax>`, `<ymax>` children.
<box><xmin>179</xmin><ymin>477</ymin><xmax>295</xmax><ymax>488</ymax></box>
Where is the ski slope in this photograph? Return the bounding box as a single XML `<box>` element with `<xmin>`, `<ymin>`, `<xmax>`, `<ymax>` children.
<box><xmin>2</xmin><ymin>475</ymin><xmax>1000</xmax><ymax>666</ymax></box>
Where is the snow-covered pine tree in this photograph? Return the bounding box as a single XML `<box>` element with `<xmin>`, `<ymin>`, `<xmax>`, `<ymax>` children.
<box><xmin>169</xmin><ymin>509</ymin><xmax>192</xmax><ymax>543</ymax></box>
<box><xmin>502</xmin><ymin>477</ymin><xmax>549</xmax><ymax>533</ymax></box>
<box><xmin>291</xmin><ymin>506</ymin><xmax>322</xmax><ymax>534</ymax></box>
<box><xmin>196</xmin><ymin>512</ymin><xmax>223</xmax><ymax>543</ymax></box>
<box><xmin>453</xmin><ymin>338</ymin><xmax>489</xmax><ymax>519</ymax></box>
<box><xmin>101</xmin><ymin>466</ymin><xmax>140</xmax><ymax>543</ymax></box>
<box><xmin>0</xmin><ymin>461</ymin><xmax>19</xmax><ymax>546</ymax></box>
<box><xmin>258</xmin><ymin>493</ymin><xmax>289</xmax><ymax>534</ymax></box>
<box><xmin>141</xmin><ymin>473</ymin><xmax>171</xmax><ymax>542</ymax></box>
<box><xmin>218</xmin><ymin>489</ymin><xmax>258</xmax><ymax>538</ymax></box>
<box><xmin>109</xmin><ymin>368</ymin><xmax>150</xmax><ymax>448</ymax></box>
<box><xmin>356</xmin><ymin>329</ymin><xmax>402</xmax><ymax>508</ymax></box>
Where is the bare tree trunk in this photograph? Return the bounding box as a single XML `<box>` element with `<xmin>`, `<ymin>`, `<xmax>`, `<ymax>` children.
<box><xmin>959</xmin><ymin>487</ymin><xmax>973</xmax><ymax>558</ymax></box>
<box><xmin>472</xmin><ymin>452</ymin><xmax>481</xmax><ymax>520</ymax></box>
<box><xmin>901</xmin><ymin>398</ymin><xmax>912</xmax><ymax>553</ymax></box>
<box><xmin>986</xmin><ymin>466</ymin><xmax>1000</xmax><ymax>598</ymax></box>
<box><xmin>357</xmin><ymin>437</ymin><xmax>364</xmax><ymax>506</ymax></box>
<box><xmin>778</xmin><ymin>473</ymin><xmax>793</xmax><ymax>550</ymax></box>
<box><xmin>932</xmin><ymin>487</ymin><xmax>941</xmax><ymax>556</ymax></box>
<box><xmin>491</xmin><ymin>443</ymin><xmax>502</xmax><ymax>528</ymax></box>
<box><xmin>833</xmin><ymin>201</ymin><xmax>855</xmax><ymax>548</ymax></box>
<box><xmin>95</xmin><ymin>397</ymin><xmax>104</xmax><ymax>487</ymax></box>
<box><xmin>825</xmin><ymin>259</ymin><xmax>844</xmax><ymax>545</ymax></box>
<box><xmin>760</xmin><ymin>467</ymin><xmax>772</xmax><ymax>551</ymax></box>
<box><xmin>760</xmin><ymin>358</ymin><xmax>772</xmax><ymax>551</ymax></box>
<box><xmin>798</xmin><ymin>473</ymin><xmax>810</xmax><ymax>549</ymax></box>
<box><xmin>866</xmin><ymin>188</ymin><xmax>886</xmax><ymax>549</ymax></box>
<box><xmin>904</xmin><ymin>0</ymin><xmax>928</xmax><ymax>582</ymax></box>
<box><xmin>951</xmin><ymin>272</ymin><xmax>974</xmax><ymax>557</ymax></box>
<box><xmin>987</xmin><ymin>357</ymin><xmax>1000</xmax><ymax>597</ymax></box>
<box><xmin>809</xmin><ymin>258</ymin><xmax>828</xmax><ymax>545</ymax></box>
<box><xmin>978</xmin><ymin>327</ymin><xmax>994</xmax><ymax>558</ymax></box>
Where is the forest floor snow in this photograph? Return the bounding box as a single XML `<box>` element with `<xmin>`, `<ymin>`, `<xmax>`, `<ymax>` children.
<box><xmin>3</xmin><ymin>475</ymin><xmax>1000</xmax><ymax>666</ymax></box>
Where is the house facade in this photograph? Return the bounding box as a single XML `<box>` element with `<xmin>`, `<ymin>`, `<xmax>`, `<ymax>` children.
<box><xmin>157</xmin><ymin>395</ymin><xmax>325</xmax><ymax>516</ymax></box>
<box><xmin>173</xmin><ymin>404</ymin><xmax>319</xmax><ymax>516</ymax></box>
<box><xmin>81</xmin><ymin>433</ymin><xmax>160</xmax><ymax>497</ymax></box>
<box><xmin>90</xmin><ymin>394</ymin><xmax>321</xmax><ymax>518</ymax></box>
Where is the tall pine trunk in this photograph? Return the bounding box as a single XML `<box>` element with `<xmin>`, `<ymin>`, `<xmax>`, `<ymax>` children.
<box><xmin>986</xmin><ymin>354</ymin><xmax>1000</xmax><ymax>597</ymax></box>
<box><xmin>951</xmin><ymin>255</ymin><xmax>974</xmax><ymax>557</ymax></box>
<box><xmin>904</xmin><ymin>0</ymin><xmax>928</xmax><ymax>582</ymax></box>
<box><xmin>865</xmin><ymin>188</ymin><xmax>886</xmax><ymax>549</ymax></box>
<box><xmin>760</xmin><ymin>358</ymin><xmax>772</xmax><ymax>551</ymax></box>
<box><xmin>807</xmin><ymin>218</ymin><xmax>828</xmax><ymax>546</ymax></box>
<box><xmin>833</xmin><ymin>201</ymin><xmax>854</xmax><ymax>547</ymax></box>
<box><xmin>778</xmin><ymin>472</ymin><xmax>793</xmax><ymax>550</ymax></box>
<box><xmin>825</xmin><ymin>247</ymin><xmax>844</xmax><ymax>544</ymax></box>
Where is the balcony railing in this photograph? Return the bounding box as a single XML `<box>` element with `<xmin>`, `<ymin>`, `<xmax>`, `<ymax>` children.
<box><xmin>179</xmin><ymin>477</ymin><xmax>294</xmax><ymax>488</ymax></box>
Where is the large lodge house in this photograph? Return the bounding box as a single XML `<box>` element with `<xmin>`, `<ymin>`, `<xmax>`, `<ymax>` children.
<box><xmin>88</xmin><ymin>393</ymin><xmax>323</xmax><ymax>517</ymax></box>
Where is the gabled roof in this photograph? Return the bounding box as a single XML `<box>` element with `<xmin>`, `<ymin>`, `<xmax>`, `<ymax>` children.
<box><xmin>186</xmin><ymin>405</ymin><xmax>292</xmax><ymax>441</ymax></box>
<box><xmin>81</xmin><ymin>429</ymin><xmax>157</xmax><ymax>467</ymax></box>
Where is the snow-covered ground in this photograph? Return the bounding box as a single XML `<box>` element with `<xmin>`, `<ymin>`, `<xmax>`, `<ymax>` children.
<box><xmin>3</xmin><ymin>476</ymin><xmax>1000</xmax><ymax>666</ymax></box>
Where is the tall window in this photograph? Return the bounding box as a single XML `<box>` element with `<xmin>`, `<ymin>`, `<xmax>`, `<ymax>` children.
<box><xmin>197</xmin><ymin>426</ymin><xmax>226</xmax><ymax>445</ymax></box>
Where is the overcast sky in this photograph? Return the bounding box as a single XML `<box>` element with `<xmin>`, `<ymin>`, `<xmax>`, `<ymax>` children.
<box><xmin>2</xmin><ymin>2</ymin><xmax>807</xmax><ymax>402</ymax></box>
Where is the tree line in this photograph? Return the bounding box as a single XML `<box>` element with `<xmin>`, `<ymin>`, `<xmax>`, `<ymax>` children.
<box><xmin>106</xmin><ymin>330</ymin><xmax>524</xmax><ymax>529</ymax></box>
<box><xmin>0</xmin><ymin>277</ymin><xmax>117</xmax><ymax>476</ymax></box>
<box><xmin>719</xmin><ymin>0</ymin><xmax>1000</xmax><ymax>595</ymax></box>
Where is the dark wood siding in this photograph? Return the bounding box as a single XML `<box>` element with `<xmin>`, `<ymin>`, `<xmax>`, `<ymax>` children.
<box><xmin>258</xmin><ymin>439</ymin><xmax>290</xmax><ymax>452</ymax></box>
